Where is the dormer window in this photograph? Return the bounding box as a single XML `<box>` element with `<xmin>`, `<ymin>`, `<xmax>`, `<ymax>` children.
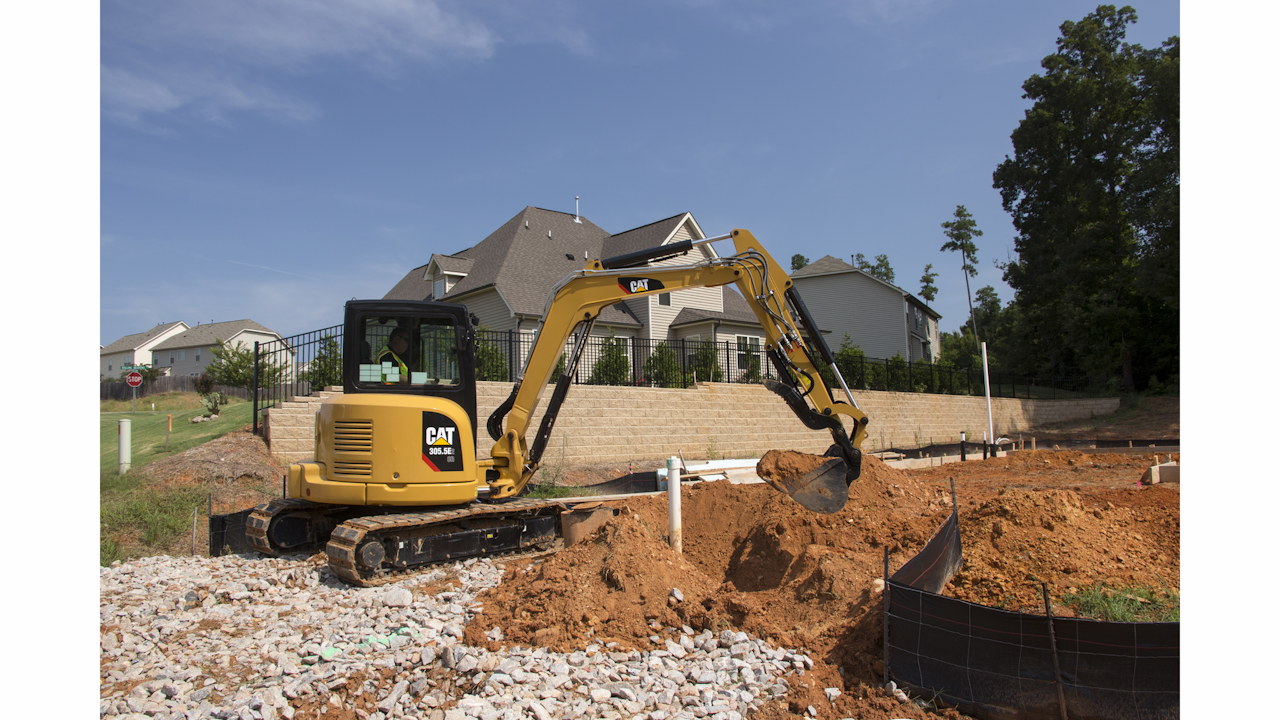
<box><xmin>434</xmin><ymin>278</ymin><xmax>446</xmax><ymax>299</ymax></box>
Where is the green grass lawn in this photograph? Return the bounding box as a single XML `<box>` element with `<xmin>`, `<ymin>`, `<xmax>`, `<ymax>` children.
<box><xmin>100</xmin><ymin>398</ymin><xmax>252</xmax><ymax>475</ymax></box>
<box><xmin>101</xmin><ymin>395</ymin><xmax>257</xmax><ymax>565</ymax></box>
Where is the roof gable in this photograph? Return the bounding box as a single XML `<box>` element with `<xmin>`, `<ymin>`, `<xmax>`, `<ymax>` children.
<box><xmin>101</xmin><ymin>321</ymin><xmax>188</xmax><ymax>355</ymax></box>
<box><xmin>151</xmin><ymin>319</ymin><xmax>281</xmax><ymax>350</ymax></box>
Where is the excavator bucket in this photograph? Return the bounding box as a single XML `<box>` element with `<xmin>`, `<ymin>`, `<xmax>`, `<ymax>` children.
<box><xmin>761</xmin><ymin>457</ymin><xmax>850</xmax><ymax>514</ymax></box>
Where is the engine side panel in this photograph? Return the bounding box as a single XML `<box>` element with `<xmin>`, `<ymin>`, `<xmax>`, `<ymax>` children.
<box><xmin>293</xmin><ymin>393</ymin><xmax>481</xmax><ymax>507</ymax></box>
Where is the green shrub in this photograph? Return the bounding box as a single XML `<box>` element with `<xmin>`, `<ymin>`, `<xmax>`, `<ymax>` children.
<box><xmin>589</xmin><ymin>333</ymin><xmax>630</xmax><ymax>385</ymax></box>
<box><xmin>643</xmin><ymin>343</ymin><xmax>683</xmax><ymax>388</ymax></box>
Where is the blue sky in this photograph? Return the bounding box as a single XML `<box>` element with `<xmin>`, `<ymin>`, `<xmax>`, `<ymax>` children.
<box><xmin>97</xmin><ymin>0</ymin><xmax>1181</xmax><ymax>346</ymax></box>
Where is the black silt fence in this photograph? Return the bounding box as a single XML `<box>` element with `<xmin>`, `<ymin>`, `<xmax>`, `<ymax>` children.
<box><xmin>884</xmin><ymin>508</ymin><xmax>1180</xmax><ymax>720</ymax></box>
<box><xmin>208</xmin><ymin>508</ymin><xmax>255</xmax><ymax>557</ymax></box>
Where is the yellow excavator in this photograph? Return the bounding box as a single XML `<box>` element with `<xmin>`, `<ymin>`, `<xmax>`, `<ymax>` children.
<box><xmin>248</xmin><ymin>229</ymin><xmax>870</xmax><ymax>585</ymax></box>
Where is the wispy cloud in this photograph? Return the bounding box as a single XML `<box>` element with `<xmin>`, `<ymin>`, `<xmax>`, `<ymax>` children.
<box><xmin>226</xmin><ymin>260</ymin><xmax>310</xmax><ymax>278</ymax></box>
<box><xmin>101</xmin><ymin>0</ymin><xmax>508</xmax><ymax>128</ymax></box>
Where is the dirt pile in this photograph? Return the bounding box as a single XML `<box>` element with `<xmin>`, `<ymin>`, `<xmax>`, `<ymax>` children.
<box><xmin>465</xmin><ymin>452</ymin><xmax>1179</xmax><ymax>718</ymax></box>
<box><xmin>949</xmin><ymin>484</ymin><xmax>1180</xmax><ymax>613</ymax></box>
<box><xmin>756</xmin><ymin>450</ymin><xmax>833</xmax><ymax>482</ymax></box>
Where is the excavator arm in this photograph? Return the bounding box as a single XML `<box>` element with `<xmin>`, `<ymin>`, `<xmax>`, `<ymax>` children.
<box><xmin>484</xmin><ymin>229</ymin><xmax>870</xmax><ymax>513</ymax></box>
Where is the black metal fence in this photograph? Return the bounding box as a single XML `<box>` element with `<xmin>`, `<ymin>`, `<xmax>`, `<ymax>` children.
<box><xmin>473</xmin><ymin>329</ymin><xmax>1099</xmax><ymax>399</ymax></box>
<box><xmin>251</xmin><ymin>325</ymin><xmax>1102</xmax><ymax>433</ymax></box>
<box><xmin>252</xmin><ymin>325</ymin><xmax>343</xmax><ymax>434</ymax></box>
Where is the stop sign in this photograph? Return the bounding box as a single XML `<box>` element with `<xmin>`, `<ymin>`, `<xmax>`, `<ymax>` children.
<box><xmin>126</xmin><ymin>372</ymin><xmax>144</xmax><ymax>387</ymax></box>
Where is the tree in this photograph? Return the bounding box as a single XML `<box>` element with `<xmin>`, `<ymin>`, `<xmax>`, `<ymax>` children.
<box><xmin>853</xmin><ymin>253</ymin><xmax>895</xmax><ymax>284</ymax></box>
<box><xmin>790</xmin><ymin>254</ymin><xmax>810</xmax><ymax>271</ymax></box>
<box><xmin>992</xmin><ymin>4</ymin><xmax>1178</xmax><ymax>390</ymax></box>
<box><xmin>940</xmin><ymin>205</ymin><xmax>983</xmax><ymax>351</ymax></box>
<box><xmin>589</xmin><ymin>333</ymin><xmax>630</xmax><ymax>385</ymax></box>
<box><xmin>643</xmin><ymin>342</ymin><xmax>682</xmax><ymax>388</ymax></box>
<box><xmin>918</xmin><ymin>264</ymin><xmax>938</xmax><ymax>303</ymax></box>
<box><xmin>206</xmin><ymin>337</ymin><xmax>287</xmax><ymax>390</ymax></box>
<box><xmin>301</xmin><ymin>335</ymin><xmax>342</xmax><ymax>391</ymax></box>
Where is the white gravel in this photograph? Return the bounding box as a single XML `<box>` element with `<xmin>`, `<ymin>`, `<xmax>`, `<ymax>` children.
<box><xmin>99</xmin><ymin>552</ymin><xmax>819</xmax><ymax>720</ymax></box>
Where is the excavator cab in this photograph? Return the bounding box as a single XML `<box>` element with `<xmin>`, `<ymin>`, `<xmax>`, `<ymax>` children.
<box><xmin>341</xmin><ymin>300</ymin><xmax>479</xmax><ymax>446</ymax></box>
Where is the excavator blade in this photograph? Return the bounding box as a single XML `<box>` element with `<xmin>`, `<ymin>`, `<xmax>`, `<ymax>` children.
<box><xmin>762</xmin><ymin>457</ymin><xmax>850</xmax><ymax>514</ymax></box>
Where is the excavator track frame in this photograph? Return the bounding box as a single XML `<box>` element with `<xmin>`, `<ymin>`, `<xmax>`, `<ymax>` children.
<box><xmin>249</xmin><ymin>497</ymin><xmax>570</xmax><ymax>586</ymax></box>
<box><xmin>325</xmin><ymin>497</ymin><xmax>567</xmax><ymax>586</ymax></box>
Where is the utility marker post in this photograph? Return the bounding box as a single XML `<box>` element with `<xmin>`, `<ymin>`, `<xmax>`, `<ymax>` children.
<box><xmin>667</xmin><ymin>456</ymin><xmax>682</xmax><ymax>553</ymax></box>
<box><xmin>118</xmin><ymin>419</ymin><xmax>131</xmax><ymax>474</ymax></box>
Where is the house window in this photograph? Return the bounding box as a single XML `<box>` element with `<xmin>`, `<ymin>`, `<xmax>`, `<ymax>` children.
<box><xmin>658</xmin><ymin>293</ymin><xmax>671</xmax><ymax>306</ymax></box>
<box><xmin>195</xmin><ymin>348</ymin><xmax>200</xmax><ymax>362</ymax></box>
<box><xmin>176</xmin><ymin>349</ymin><xmax>185</xmax><ymax>361</ymax></box>
<box><xmin>736</xmin><ymin>335</ymin><xmax>761</xmax><ymax>370</ymax></box>
<box><xmin>169</xmin><ymin>351</ymin><xmax>175</xmax><ymax>364</ymax></box>
<box><xmin>434</xmin><ymin>278</ymin><xmax>446</xmax><ymax>299</ymax></box>
<box><xmin>108</xmin><ymin>361</ymin><xmax>112</xmax><ymax>371</ymax></box>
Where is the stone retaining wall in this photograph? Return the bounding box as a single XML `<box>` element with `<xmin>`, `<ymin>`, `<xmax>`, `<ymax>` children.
<box><xmin>262</xmin><ymin>383</ymin><xmax>1119</xmax><ymax>467</ymax></box>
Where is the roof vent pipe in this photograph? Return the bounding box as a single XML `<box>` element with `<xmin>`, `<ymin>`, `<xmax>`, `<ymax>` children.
<box><xmin>574</xmin><ymin>196</ymin><xmax>581</xmax><ymax>224</ymax></box>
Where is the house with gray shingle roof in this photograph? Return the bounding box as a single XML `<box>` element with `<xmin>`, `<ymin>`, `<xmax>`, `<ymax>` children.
<box><xmin>383</xmin><ymin>207</ymin><xmax>769</xmax><ymax>380</ymax></box>
<box><xmin>790</xmin><ymin>255</ymin><xmax>941</xmax><ymax>362</ymax></box>
<box><xmin>149</xmin><ymin>319</ymin><xmax>288</xmax><ymax>377</ymax></box>
<box><xmin>385</xmin><ymin>206</ymin><xmax>765</xmax><ymax>338</ymax></box>
<box><xmin>100</xmin><ymin>321</ymin><xmax>190</xmax><ymax>379</ymax></box>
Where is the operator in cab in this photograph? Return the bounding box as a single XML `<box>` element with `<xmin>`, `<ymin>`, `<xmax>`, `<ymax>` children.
<box><xmin>375</xmin><ymin>327</ymin><xmax>414</xmax><ymax>383</ymax></box>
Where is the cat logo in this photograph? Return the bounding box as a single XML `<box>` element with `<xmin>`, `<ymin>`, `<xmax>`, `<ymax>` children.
<box><xmin>617</xmin><ymin>277</ymin><xmax>666</xmax><ymax>295</ymax></box>
<box><xmin>421</xmin><ymin>412</ymin><xmax>462</xmax><ymax>472</ymax></box>
<box><xmin>425</xmin><ymin>427</ymin><xmax>455</xmax><ymax>446</ymax></box>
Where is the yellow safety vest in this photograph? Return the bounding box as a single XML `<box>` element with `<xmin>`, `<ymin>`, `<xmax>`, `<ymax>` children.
<box><xmin>375</xmin><ymin>348</ymin><xmax>408</xmax><ymax>381</ymax></box>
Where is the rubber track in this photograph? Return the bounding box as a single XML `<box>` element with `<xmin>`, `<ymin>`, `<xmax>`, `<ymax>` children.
<box><xmin>325</xmin><ymin>497</ymin><xmax>568</xmax><ymax>587</ymax></box>
<box><xmin>246</xmin><ymin>497</ymin><xmax>321</xmax><ymax>556</ymax></box>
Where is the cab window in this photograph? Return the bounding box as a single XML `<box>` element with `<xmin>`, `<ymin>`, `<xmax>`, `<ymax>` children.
<box><xmin>356</xmin><ymin>315</ymin><xmax>462</xmax><ymax>388</ymax></box>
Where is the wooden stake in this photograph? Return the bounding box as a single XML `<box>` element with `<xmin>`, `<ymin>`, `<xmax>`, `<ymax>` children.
<box><xmin>1042</xmin><ymin>583</ymin><xmax>1070</xmax><ymax>720</ymax></box>
<box><xmin>191</xmin><ymin>506</ymin><xmax>198</xmax><ymax>556</ymax></box>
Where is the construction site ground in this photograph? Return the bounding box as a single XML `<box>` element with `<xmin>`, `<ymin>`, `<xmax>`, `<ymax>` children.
<box><xmin>125</xmin><ymin>395</ymin><xmax>1179</xmax><ymax>719</ymax></box>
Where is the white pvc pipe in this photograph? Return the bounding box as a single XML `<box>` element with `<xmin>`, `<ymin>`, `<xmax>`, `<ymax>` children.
<box><xmin>981</xmin><ymin>342</ymin><xmax>994</xmax><ymax>453</ymax></box>
<box><xmin>667</xmin><ymin>456</ymin><xmax>682</xmax><ymax>553</ymax></box>
<box><xmin>118</xmin><ymin>418</ymin><xmax>131</xmax><ymax>475</ymax></box>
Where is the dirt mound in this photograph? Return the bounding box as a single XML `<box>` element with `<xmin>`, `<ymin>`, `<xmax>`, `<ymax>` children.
<box><xmin>141</xmin><ymin>430</ymin><xmax>285</xmax><ymax>487</ymax></box>
<box><xmin>465</xmin><ymin>452</ymin><xmax>1178</xmax><ymax>718</ymax></box>
<box><xmin>949</xmin><ymin>485</ymin><xmax>1180</xmax><ymax>613</ymax></box>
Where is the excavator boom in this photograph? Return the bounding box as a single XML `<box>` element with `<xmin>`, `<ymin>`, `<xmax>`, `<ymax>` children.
<box><xmin>484</xmin><ymin>229</ymin><xmax>869</xmax><ymax>512</ymax></box>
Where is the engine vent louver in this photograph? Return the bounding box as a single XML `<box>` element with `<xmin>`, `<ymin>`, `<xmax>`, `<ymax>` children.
<box><xmin>332</xmin><ymin>461</ymin><xmax>372</xmax><ymax>477</ymax></box>
<box><xmin>333</xmin><ymin>420</ymin><xmax>373</xmax><ymax>453</ymax></box>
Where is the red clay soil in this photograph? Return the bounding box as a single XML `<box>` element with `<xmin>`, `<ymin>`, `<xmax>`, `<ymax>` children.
<box><xmin>465</xmin><ymin>450</ymin><xmax>1179</xmax><ymax>719</ymax></box>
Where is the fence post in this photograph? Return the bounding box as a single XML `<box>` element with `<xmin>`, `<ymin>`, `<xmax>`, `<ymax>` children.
<box><xmin>252</xmin><ymin>340</ymin><xmax>260</xmax><ymax>435</ymax></box>
<box><xmin>508</xmin><ymin>330</ymin><xmax>515</xmax><ymax>381</ymax></box>
<box><xmin>1042</xmin><ymin>583</ymin><xmax>1070</xmax><ymax>720</ymax></box>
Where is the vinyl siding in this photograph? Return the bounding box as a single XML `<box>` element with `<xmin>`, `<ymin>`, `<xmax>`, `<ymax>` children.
<box><xmin>645</xmin><ymin>223</ymin><xmax>721</xmax><ymax>340</ymax></box>
<box><xmin>160</xmin><ymin>331</ymin><xmax>288</xmax><ymax>378</ymax></box>
<box><xmin>456</xmin><ymin>288</ymin><xmax>516</xmax><ymax>333</ymax></box>
<box><xmin>791</xmin><ymin>273</ymin><xmax>906</xmax><ymax>359</ymax></box>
